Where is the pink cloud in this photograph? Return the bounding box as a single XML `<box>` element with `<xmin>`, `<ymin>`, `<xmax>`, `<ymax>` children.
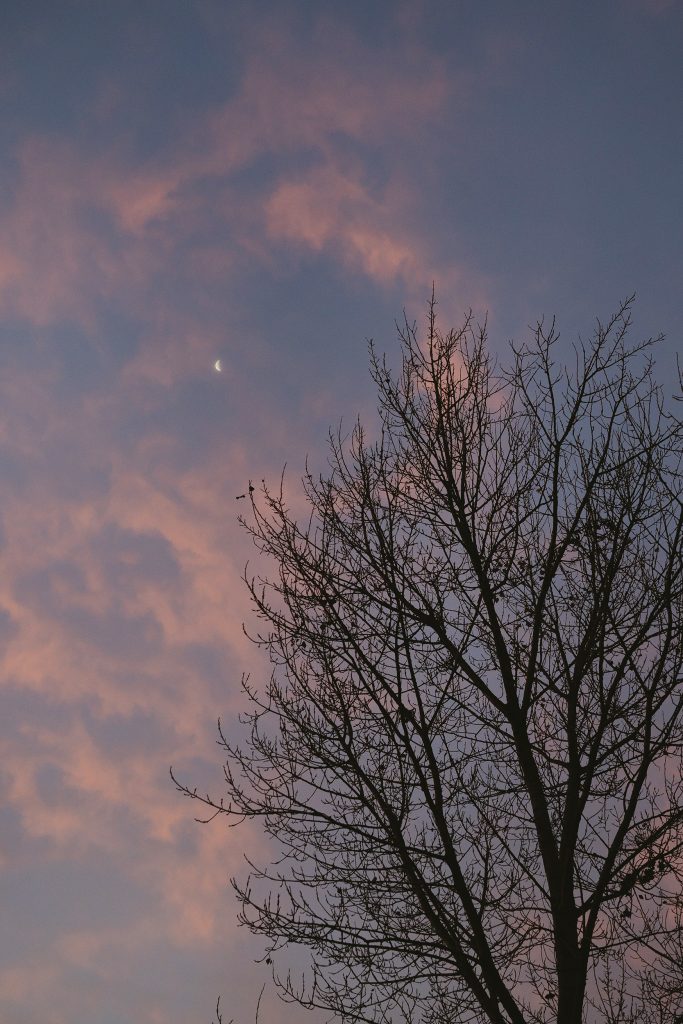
<box><xmin>0</xmin><ymin>18</ymin><xmax>494</xmax><ymax>1021</ymax></box>
<box><xmin>0</xmin><ymin>311</ymin><xmax>301</xmax><ymax>878</ymax></box>
<box><xmin>0</xmin><ymin>139</ymin><xmax>166</xmax><ymax>328</ymax></box>
<box><xmin>266</xmin><ymin>163</ymin><xmax>489</xmax><ymax>317</ymax></box>
<box><xmin>0</xmin><ymin>16</ymin><xmax>458</xmax><ymax>329</ymax></box>
<box><xmin>266</xmin><ymin>166</ymin><xmax>428</xmax><ymax>286</ymax></box>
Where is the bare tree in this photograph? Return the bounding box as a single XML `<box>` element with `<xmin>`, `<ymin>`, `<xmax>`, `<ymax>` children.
<box><xmin>177</xmin><ymin>297</ymin><xmax>683</xmax><ymax>1024</ymax></box>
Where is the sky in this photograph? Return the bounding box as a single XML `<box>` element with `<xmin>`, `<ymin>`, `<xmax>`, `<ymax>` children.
<box><xmin>0</xmin><ymin>2</ymin><xmax>681</xmax><ymax>1022</ymax></box>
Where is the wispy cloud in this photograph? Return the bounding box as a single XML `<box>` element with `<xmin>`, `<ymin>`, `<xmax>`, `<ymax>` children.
<box><xmin>0</xmin><ymin>22</ymin><xmax>481</xmax><ymax>1016</ymax></box>
<box><xmin>0</xmin><ymin>14</ymin><xmax>463</xmax><ymax>329</ymax></box>
<box><xmin>1</xmin><ymin>7</ymin><xmax>622</xmax><ymax>1023</ymax></box>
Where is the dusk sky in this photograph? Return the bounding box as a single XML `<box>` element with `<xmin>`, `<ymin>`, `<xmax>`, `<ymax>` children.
<box><xmin>1</xmin><ymin>2</ymin><xmax>682</xmax><ymax>1022</ymax></box>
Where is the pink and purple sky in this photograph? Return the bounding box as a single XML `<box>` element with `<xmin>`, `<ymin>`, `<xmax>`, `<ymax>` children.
<box><xmin>0</xmin><ymin>2</ymin><xmax>681</xmax><ymax>1022</ymax></box>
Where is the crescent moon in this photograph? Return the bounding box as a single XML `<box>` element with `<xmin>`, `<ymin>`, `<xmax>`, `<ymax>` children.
<box><xmin>214</xmin><ymin>359</ymin><xmax>222</xmax><ymax>372</ymax></box>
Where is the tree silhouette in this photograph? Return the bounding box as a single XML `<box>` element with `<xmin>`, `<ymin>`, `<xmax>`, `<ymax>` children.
<box><xmin>177</xmin><ymin>298</ymin><xmax>683</xmax><ymax>1024</ymax></box>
